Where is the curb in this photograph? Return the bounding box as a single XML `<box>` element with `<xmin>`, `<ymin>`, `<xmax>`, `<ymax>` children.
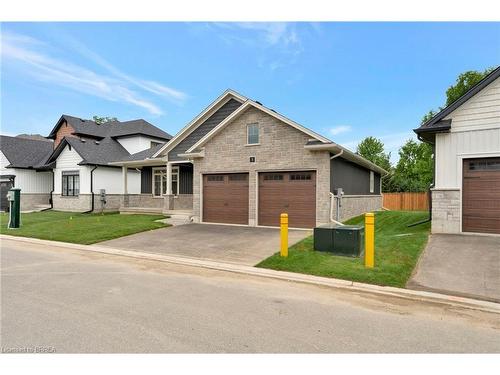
<box><xmin>2</xmin><ymin>234</ymin><xmax>499</xmax><ymax>315</ymax></box>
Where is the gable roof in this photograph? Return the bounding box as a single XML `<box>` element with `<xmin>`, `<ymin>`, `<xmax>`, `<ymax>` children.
<box><xmin>185</xmin><ymin>99</ymin><xmax>331</xmax><ymax>154</ymax></box>
<box><xmin>44</xmin><ymin>136</ymin><xmax>132</xmax><ymax>168</ymax></box>
<box><xmin>152</xmin><ymin>89</ymin><xmax>247</xmax><ymax>158</ymax></box>
<box><xmin>153</xmin><ymin>89</ymin><xmax>331</xmax><ymax>160</ymax></box>
<box><xmin>414</xmin><ymin>66</ymin><xmax>500</xmax><ymax>136</ymax></box>
<box><xmin>48</xmin><ymin>115</ymin><xmax>173</xmax><ymax>141</ymax></box>
<box><xmin>0</xmin><ymin>135</ymin><xmax>54</xmax><ymax>169</ymax></box>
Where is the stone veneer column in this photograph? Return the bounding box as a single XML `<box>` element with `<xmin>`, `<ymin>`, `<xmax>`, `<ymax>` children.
<box><xmin>431</xmin><ymin>189</ymin><xmax>461</xmax><ymax>234</ymax></box>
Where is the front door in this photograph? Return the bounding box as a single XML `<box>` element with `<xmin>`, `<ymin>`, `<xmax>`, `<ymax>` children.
<box><xmin>152</xmin><ymin>167</ymin><xmax>179</xmax><ymax>197</ymax></box>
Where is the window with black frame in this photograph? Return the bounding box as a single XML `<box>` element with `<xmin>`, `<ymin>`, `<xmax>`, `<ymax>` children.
<box><xmin>62</xmin><ymin>171</ymin><xmax>80</xmax><ymax>196</ymax></box>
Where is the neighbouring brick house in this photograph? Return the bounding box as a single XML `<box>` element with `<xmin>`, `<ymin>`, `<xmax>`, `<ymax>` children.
<box><xmin>113</xmin><ymin>89</ymin><xmax>386</xmax><ymax>228</ymax></box>
<box><xmin>414</xmin><ymin>66</ymin><xmax>500</xmax><ymax>235</ymax></box>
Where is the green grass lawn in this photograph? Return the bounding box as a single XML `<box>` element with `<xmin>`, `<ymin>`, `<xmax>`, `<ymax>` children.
<box><xmin>0</xmin><ymin>210</ymin><xmax>168</xmax><ymax>245</ymax></box>
<box><xmin>257</xmin><ymin>210</ymin><xmax>430</xmax><ymax>288</ymax></box>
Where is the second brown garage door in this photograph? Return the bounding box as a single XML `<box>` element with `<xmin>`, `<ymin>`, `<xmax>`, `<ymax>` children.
<box><xmin>203</xmin><ymin>173</ymin><xmax>249</xmax><ymax>225</ymax></box>
<box><xmin>258</xmin><ymin>171</ymin><xmax>316</xmax><ymax>228</ymax></box>
<box><xmin>462</xmin><ymin>158</ymin><xmax>500</xmax><ymax>234</ymax></box>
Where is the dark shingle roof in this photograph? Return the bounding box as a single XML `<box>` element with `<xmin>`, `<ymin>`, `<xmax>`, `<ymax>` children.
<box><xmin>65</xmin><ymin>137</ymin><xmax>131</xmax><ymax>166</ymax></box>
<box><xmin>415</xmin><ymin>66</ymin><xmax>500</xmax><ymax>135</ymax></box>
<box><xmin>48</xmin><ymin>115</ymin><xmax>173</xmax><ymax>141</ymax></box>
<box><xmin>0</xmin><ymin>135</ymin><xmax>54</xmax><ymax>169</ymax></box>
<box><xmin>109</xmin><ymin>119</ymin><xmax>172</xmax><ymax>140</ymax></box>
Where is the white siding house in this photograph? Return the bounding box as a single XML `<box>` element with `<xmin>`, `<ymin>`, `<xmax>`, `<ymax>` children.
<box><xmin>52</xmin><ymin>144</ymin><xmax>141</xmax><ymax>212</ymax></box>
<box><xmin>415</xmin><ymin>68</ymin><xmax>500</xmax><ymax>235</ymax></box>
<box><xmin>0</xmin><ymin>138</ymin><xmax>53</xmax><ymax>211</ymax></box>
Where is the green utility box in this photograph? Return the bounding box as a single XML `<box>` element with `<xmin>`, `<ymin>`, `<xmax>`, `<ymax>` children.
<box><xmin>313</xmin><ymin>223</ymin><xmax>337</xmax><ymax>252</ymax></box>
<box><xmin>7</xmin><ymin>188</ymin><xmax>21</xmax><ymax>229</ymax></box>
<box><xmin>333</xmin><ymin>225</ymin><xmax>364</xmax><ymax>257</ymax></box>
<box><xmin>314</xmin><ymin>223</ymin><xmax>364</xmax><ymax>257</ymax></box>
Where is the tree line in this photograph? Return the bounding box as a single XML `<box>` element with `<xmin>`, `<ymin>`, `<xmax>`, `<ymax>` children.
<box><xmin>355</xmin><ymin>68</ymin><xmax>494</xmax><ymax>193</ymax></box>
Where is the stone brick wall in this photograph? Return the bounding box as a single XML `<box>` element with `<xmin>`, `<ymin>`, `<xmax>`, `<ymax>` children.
<box><xmin>52</xmin><ymin>194</ymin><xmax>92</xmax><ymax>212</ymax></box>
<box><xmin>52</xmin><ymin>194</ymin><xmax>131</xmax><ymax>212</ymax></box>
<box><xmin>332</xmin><ymin>195</ymin><xmax>383</xmax><ymax>222</ymax></box>
<box><xmin>172</xmin><ymin>194</ymin><xmax>193</xmax><ymax>210</ymax></box>
<box><xmin>123</xmin><ymin>194</ymin><xmax>164</xmax><ymax>209</ymax></box>
<box><xmin>20</xmin><ymin>193</ymin><xmax>50</xmax><ymax>211</ymax></box>
<box><xmin>192</xmin><ymin>106</ymin><xmax>331</xmax><ymax>226</ymax></box>
<box><xmin>92</xmin><ymin>194</ymin><xmax>122</xmax><ymax>212</ymax></box>
<box><xmin>431</xmin><ymin>189</ymin><xmax>460</xmax><ymax>233</ymax></box>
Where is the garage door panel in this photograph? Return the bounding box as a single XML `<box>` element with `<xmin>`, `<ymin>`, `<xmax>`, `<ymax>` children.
<box><xmin>258</xmin><ymin>171</ymin><xmax>316</xmax><ymax>228</ymax></box>
<box><xmin>203</xmin><ymin>173</ymin><xmax>249</xmax><ymax>225</ymax></box>
<box><xmin>462</xmin><ymin>158</ymin><xmax>500</xmax><ymax>234</ymax></box>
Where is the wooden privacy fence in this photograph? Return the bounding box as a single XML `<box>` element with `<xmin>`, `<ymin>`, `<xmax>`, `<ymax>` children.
<box><xmin>383</xmin><ymin>192</ymin><xmax>429</xmax><ymax>211</ymax></box>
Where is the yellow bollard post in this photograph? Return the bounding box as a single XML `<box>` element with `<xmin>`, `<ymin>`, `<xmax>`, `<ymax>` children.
<box><xmin>280</xmin><ymin>213</ymin><xmax>288</xmax><ymax>257</ymax></box>
<box><xmin>365</xmin><ymin>212</ymin><xmax>375</xmax><ymax>268</ymax></box>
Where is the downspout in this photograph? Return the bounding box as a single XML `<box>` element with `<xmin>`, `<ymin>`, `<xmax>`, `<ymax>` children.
<box><xmin>329</xmin><ymin>149</ymin><xmax>345</xmax><ymax>226</ymax></box>
<box><xmin>40</xmin><ymin>170</ymin><xmax>54</xmax><ymax>212</ymax></box>
<box><xmin>83</xmin><ymin>165</ymin><xmax>98</xmax><ymax>214</ymax></box>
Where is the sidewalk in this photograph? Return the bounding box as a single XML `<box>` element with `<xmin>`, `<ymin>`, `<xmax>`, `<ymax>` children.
<box><xmin>2</xmin><ymin>234</ymin><xmax>499</xmax><ymax>315</ymax></box>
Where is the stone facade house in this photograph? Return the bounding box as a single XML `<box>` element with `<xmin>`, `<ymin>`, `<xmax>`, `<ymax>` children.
<box><xmin>2</xmin><ymin>90</ymin><xmax>386</xmax><ymax>226</ymax></box>
<box><xmin>113</xmin><ymin>90</ymin><xmax>386</xmax><ymax>228</ymax></box>
<box><xmin>414</xmin><ymin>66</ymin><xmax>500</xmax><ymax>235</ymax></box>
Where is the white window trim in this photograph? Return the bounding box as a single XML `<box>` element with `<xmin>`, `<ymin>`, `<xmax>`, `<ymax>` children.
<box><xmin>152</xmin><ymin>166</ymin><xmax>179</xmax><ymax>197</ymax></box>
<box><xmin>369</xmin><ymin>171</ymin><xmax>374</xmax><ymax>193</ymax></box>
<box><xmin>172</xmin><ymin>166</ymin><xmax>179</xmax><ymax>196</ymax></box>
<box><xmin>246</xmin><ymin>123</ymin><xmax>259</xmax><ymax>145</ymax></box>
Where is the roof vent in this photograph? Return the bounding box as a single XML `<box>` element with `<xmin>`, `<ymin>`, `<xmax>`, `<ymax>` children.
<box><xmin>80</xmin><ymin>138</ymin><xmax>86</xmax><ymax>143</ymax></box>
<box><xmin>95</xmin><ymin>140</ymin><xmax>100</xmax><ymax>145</ymax></box>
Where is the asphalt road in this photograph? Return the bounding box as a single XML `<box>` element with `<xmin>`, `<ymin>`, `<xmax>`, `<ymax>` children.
<box><xmin>1</xmin><ymin>238</ymin><xmax>499</xmax><ymax>353</ymax></box>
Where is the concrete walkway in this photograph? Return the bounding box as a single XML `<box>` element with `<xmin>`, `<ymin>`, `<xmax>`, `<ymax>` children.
<box><xmin>98</xmin><ymin>223</ymin><xmax>310</xmax><ymax>266</ymax></box>
<box><xmin>408</xmin><ymin>234</ymin><xmax>500</xmax><ymax>302</ymax></box>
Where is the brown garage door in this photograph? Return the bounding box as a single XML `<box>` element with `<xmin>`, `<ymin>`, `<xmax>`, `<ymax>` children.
<box><xmin>258</xmin><ymin>171</ymin><xmax>316</xmax><ymax>228</ymax></box>
<box><xmin>203</xmin><ymin>173</ymin><xmax>249</xmax><ymax>225</ymax></box>
<box><xmin>462</xmin><ymin>158</ymin><xmax>500</xmax><ymax>234</ymax></box>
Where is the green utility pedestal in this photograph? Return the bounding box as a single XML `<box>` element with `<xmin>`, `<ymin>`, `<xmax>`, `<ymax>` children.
<box><xmin>8</xmin><ymin>188</ymin><xmax>21</xmax><ymax>229</ymax></box>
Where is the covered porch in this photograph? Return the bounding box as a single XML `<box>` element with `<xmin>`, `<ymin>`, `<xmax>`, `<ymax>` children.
<box><xmin>116</xmin><ymin>158</ymin><xmax>194</xmax><ymax>215</ymax></box>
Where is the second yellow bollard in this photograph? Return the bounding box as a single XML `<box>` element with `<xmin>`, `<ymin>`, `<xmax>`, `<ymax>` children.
<box><xmin>365</xmin><ymin>212</ymin><xmax>375</xmax><ymax>268</ymax></box>
<box><xmin>280</xmin><ymin>213</ymin><xmax>288</xmax><ymax>257</ymax></box>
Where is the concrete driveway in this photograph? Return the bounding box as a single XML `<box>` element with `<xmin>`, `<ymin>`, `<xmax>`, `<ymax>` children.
<box><xmin>99</xmin><ymin>223</ymin><xmax>310</xmax><ymax>266</ymax></box>
<box><xmin>408</xmin><ymin>234</ymin><xmax>500</xmax><ymax>302</ymax></box>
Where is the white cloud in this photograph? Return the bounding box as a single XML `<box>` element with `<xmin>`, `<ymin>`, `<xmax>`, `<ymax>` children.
<box><xmin>329</xmin><ymin>125</ymin><xmax>352</xmax><ymax>136</ymax></box>
<box><xmin>212</xmin><ymin>22</ymin><xmax>303</xmax><ymax>71</ymax></box>
<box><xmin>233</xmin><ymin>22</ymin><xmax>298</xmax><ymax>46</ymax></box>
<box><xmin>53</xmin><ymin>32</ymin><xmax>188</xmax><ymax>104</ymax></box>
<box><xmin>0</xmin><ymin>31</ymin><xmax>188</xmax><ymax>115</ymax></box>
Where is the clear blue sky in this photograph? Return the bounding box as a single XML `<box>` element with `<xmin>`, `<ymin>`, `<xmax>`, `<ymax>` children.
<box><xmin>1</xmin><ymin>22</ymin><xmax>499</xmax><ymax>161</ymax></box>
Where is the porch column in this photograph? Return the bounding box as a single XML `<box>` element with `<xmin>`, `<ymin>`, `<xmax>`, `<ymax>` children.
<box><xmin>166</xmin><ymin>162</ymin><xmax>172</xmax><ymax>195</ymax></box>
<box><xmin>122</xmin><ymin>166</ymin><xmax>128</xmax><ymax>194</ymax></box>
